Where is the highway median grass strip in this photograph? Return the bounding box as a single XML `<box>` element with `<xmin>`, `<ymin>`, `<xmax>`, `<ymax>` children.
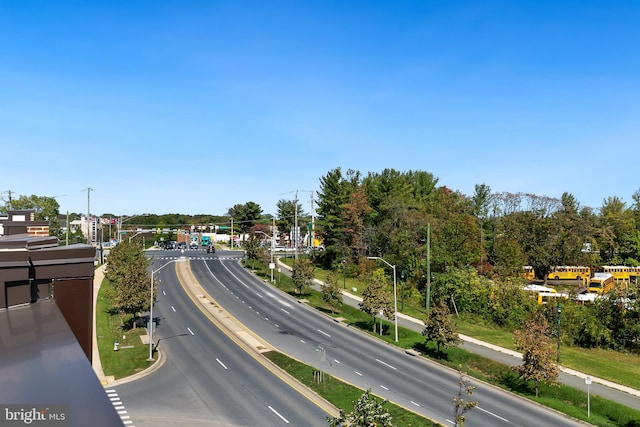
<box><xmin>264</xmin><ymin>351</ymin><xmax>436</xmax><ymax>427</ymax></box>
<box><xmin>248</xmin><ymin>259</ymin><xmax>640</xmax><ymax>427</ymax></box>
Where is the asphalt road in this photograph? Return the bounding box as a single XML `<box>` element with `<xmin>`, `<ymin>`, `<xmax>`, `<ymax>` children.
<box><xmin>112</xmin><ymin>250</ymin><xmax>332</xmax><ymax>427</ymax></box>
<box><xmin>185</xmin><ymin>250</ymin><xmax>589</xmax><ymax>427</ymax></box>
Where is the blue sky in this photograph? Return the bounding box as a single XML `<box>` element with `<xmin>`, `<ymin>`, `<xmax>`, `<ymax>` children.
<box><xmin>2</xmin><ymin>1</ymin><xmax>639</xmax><ymax>217</ymax></box>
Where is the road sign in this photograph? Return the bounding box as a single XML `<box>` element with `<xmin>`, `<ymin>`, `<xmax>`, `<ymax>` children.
<box><xmin>585</xmin><ymin>376</ymin><xmax>592</xmax><ymax>384</ymax></box>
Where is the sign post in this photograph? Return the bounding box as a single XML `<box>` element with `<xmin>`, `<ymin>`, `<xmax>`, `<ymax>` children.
<box><xmin>585</xmin><ymin>376</ymin><xmax>591</xmax><ymax>417</ymax></box>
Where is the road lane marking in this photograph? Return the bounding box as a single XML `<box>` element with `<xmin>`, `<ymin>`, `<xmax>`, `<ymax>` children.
<box><xmin>317</xmin><ymin>329</ymin><xmax>331</xmax><ymax>337</ymax></box>
<box><xmin>355</xmin><ymin>371</ymin><xmax>363</xmax><ymax>376</ymax></box>
<box><xmin>376</xmin><ymin>358</ymin><xmax>397</xmax><ymax>370</ymax></box>
<box><xmin>216</xmin><ymin>358</ymin><xmax>228</xmax><ymax>370</ymax></box>
<box><xmin>187</xmin><ymin>327</ymin><xmax>195</xmax><ymax>335</ymax></box>
<box><xmin>477</xmin><ymin>406</ymin><xmax>509</xmax><ymax>423</ymax></box>
<box><xmin>268</xmin><ymin>406</ymin><xmax>289</xmax><ymax>424</ymax></box>
<box><xmin>380</xmin><ymin>385</ymin><xmax>389</xmax><ymax>390</ymax></box>
<box><xmin>280</xmin><ymin>308</ymin><xmax>290</xmax><ymax>315</ymax></box>
<box><xmin>410</xmin><ymin>401</ymin><xmax>420</xmax><ymax>407</ymax></box>
<box><xmin>171</xmin><ymin>306</ymin><xmax>176</xmax><ymax>312</ymax></box>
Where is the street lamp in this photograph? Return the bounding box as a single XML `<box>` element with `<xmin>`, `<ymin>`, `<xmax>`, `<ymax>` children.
<box><xmin>367</xmin><ymin>256</ymin><xmax>398</xmax><ymax>342</ymax></box>
<box><xmin>129</xmin><ymin>229</ymin><xmax>151</xmax><ymax>243</ymax></box>
<box><xmin>148</xmin><ymin>255</ymin><xmax>186</xmax><ymax>361</ymax></box>
<box><xmin>255</xmin><ymin>231</ymin><xmax>275</xmax><ymax>283</ymax></box>
<box><xmin>557</xmin><ymin>302</ymin><xmax>562</xmax><ymax>363</ymax></box>
<box><xmin>342</xmin><ymin>258</ymin><xmax>346</xmax><ymax>289</ymax></box>
<box><xmin>400</xmin><ymin>271</ymin><xmax>405</xmax><ymax>311</ymax></box>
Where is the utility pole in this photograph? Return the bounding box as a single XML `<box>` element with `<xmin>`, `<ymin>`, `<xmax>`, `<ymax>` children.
<box><xmin>85</xmin><ymin>187</ymin><xmax>93</xmax><ymax>245</ymax></box>
<box><xmin>301</xmin><ymin>190</ymin><xmax>315</xmax><ymax>248</ymax></box>
<box><xmin>426</xmin><ymin>222</ymin><xmax>431</xmax><ymax>312</ymax></box>
<box><xmin>294</xmin><ymin>190</ymin><xmax>299</xmax><ymax>260</ymax></box>
<box><xmin>2</xmin><ymin>190</ymin><xmax>13</xmax><ymax>211</ymax></box>
<box><xmin>309</xmin><ymin>190</ymin><xmax>314</xmax><ymax>248</ymax></box>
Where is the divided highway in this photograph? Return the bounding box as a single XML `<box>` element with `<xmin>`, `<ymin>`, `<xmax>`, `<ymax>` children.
<box><xmin>112</xmin><ymin>250</ymin><xmax>331</xmax><ymax>427</ymax></box>
<box><xmin>184</xmin><ymin>250</ymin><xmax>587</xmax><ymax>427</ymax></box>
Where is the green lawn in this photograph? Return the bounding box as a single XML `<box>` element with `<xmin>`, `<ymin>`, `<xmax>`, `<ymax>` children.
<box><xmin>96</xmin><ymin>278</ymin><xmax>154</xmax><ymax>379</ymax></box>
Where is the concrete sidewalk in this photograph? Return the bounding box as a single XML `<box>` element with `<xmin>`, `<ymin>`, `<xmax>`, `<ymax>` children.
<box><xmin>92</xmin><ymin>265</ymin><xmax>109</xmax><ymax>385</ymax></box>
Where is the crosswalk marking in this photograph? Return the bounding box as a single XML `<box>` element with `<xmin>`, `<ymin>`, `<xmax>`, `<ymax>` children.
<box><xmin>105</xmin><ymin>390</ymin><xmax>134</xmax><ymax>427</ymax></box>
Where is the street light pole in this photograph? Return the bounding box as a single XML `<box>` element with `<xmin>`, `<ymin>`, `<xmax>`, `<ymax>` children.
<box><xmin>255</xmin><ymin>230</ymin><xmax>275</xmax><ymax>283</ymax></box>
<box><xmin>343</xmin><ymin>258</ymin><xmax>346</xmax><ymax>289</ymax></box>
<box><xmin>557</xmin><ymin>303</ymin><xmax>562</xmax><ymax>363</ymax></box>
<box><xmin>148</xmin><ymin>254</ymin><xmax>186</xmax><ymax>361</ymax></box>
<box><xmin>367</xmin><ymin>256</ymin><xmax>398</xmax><ymax>342</ymax></box>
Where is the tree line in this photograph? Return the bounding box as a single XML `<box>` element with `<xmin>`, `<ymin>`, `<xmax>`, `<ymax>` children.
<box><xmin>310</xmin><ymin>167</ymin><xmax>640</xmax><ymax>353</ymax></box>
<box><xmin>6</xmin><ymin>166</ymin><xmax>640</xmax><ymax>352</ymax></box>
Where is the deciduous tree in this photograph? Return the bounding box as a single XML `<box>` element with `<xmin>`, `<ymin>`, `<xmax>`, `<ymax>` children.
<box><xmin>360</xmin><ymin>268</ymin><xmax>394</xmax><ymax>334</ymax></box>
<box><xmin>321</xmin><ymin>272</ymin><xmax>343</xmax><ymax>314</ymax></box>
<box><xmin>327</xmin><ymin>389</ymin><xmax>393</xmax><ymax>427</ymax></box>
<box><xmin>513</xmin><ymin>312</ymin><xmax>560</xmax><ymax>397</ymax></box>
<box><xmin>452</xmin><ymin>368</ymin><xmax>478</xmax><ymax>427</ymax></box>
<box><xmin>291</xmin><ymin>257</ymin><xmax>314</xmax><ymax>294</ymax></box>
<box><xmin>104</xmin><ymin>240</ymin><xmax>152</xmax><ymax>317</ymax></box>
<box><xmin>422</xmin><ymin>300</ymin><xmax>461</xmax><ymax>358</ymax></box>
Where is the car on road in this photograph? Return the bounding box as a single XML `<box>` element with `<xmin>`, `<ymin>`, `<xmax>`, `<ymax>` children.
<box><xmin>206</xmin><ymin>244</ymin><xmax>215</xmax><ymax>253</ymax></box>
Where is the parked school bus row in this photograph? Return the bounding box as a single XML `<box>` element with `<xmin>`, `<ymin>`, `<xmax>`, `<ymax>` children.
<box><xmin>522</xmin><ymin>265</ymin><xmax>640</xmax><ymax>287</ymax></box>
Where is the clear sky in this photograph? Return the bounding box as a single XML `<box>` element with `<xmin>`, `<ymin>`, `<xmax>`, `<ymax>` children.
<box><xmin>2</xmin><ymin>1</ymin><xmax>639</xmax><ymax>217</ymax></box>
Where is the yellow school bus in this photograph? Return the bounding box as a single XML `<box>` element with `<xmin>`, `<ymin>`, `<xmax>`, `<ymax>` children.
<box><xmin>520</xmin><ymin>266</ymin><xmax>535</xmax><ymax>281</ymax></box>
<box><xmin>537</xmin><ymin>291</ymin><xmax>569</xmax><ymax>304</ymax></box>
<box><xmin>547</xmin><ymin>266</ymin><xmax>590</xmax><ymax>282</ymax></box>
<box><xmin>602</xmin><ymin>266</ymin><xmax>630</xmax><ymax>284</ymax></box>
<box><xmin>588</xmin><ymin>272</ymin><xmax>615</xmax><ymax>294</ymax></box>
<box><xmin>602</xmin><ymin>266</ymin><xmax>640</xmax><ymax>285</ymax></box>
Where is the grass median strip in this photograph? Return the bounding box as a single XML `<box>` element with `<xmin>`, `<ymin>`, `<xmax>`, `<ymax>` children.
<box><xmin>264</xmin><ymin>351</ymin><xmax>436</xmax><ymax>427</ymax></box>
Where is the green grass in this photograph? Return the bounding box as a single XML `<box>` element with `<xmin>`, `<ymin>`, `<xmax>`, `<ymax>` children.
<box><xmin>456</xmin><ymin>315</ymin><xmax>640</xmax><ymax>391</ymax></box>
<box><xmin>96</xmin><ymin>278</ymin><xmax>154</xmax><ymax>379</ymax></box>
<box><xmin>247</xmin><ymin>258</ymin><xmax>640</xmax><ymax>426</ymax></box>
<box><xmin>264</xmin><ymin>351</ymin><xmax>436</xmax><ymax>426</ymax></box>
